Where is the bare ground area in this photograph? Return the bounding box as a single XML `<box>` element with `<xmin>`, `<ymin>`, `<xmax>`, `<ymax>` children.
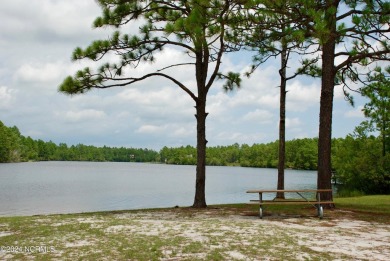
<box><xmin>0</xmin><ymin>207</ymin><xmax>389</xmax><ymax>260</ymax></box>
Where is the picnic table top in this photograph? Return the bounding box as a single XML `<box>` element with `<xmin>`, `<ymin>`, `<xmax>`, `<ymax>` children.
<box><xmin>246</xmin><ymin>189</ymin><xmax>333</xmax><ymax>193</ymax></box>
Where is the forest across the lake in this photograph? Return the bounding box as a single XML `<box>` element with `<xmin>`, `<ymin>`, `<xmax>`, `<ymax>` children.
<box><xmin>0</xmin><ymin>120</ymin><xmax>350</xmax><ymax>169</ymax></box>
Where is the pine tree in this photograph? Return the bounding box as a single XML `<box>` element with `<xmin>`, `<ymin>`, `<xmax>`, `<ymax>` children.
<box><xmin>59</xmin><ymin>0</ymin><xmax>243</xmax><ymax>207</ymax></box>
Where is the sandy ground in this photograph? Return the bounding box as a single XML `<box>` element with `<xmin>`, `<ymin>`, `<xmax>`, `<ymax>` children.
<box><xmin>1</xmin><ymin>208</ymin><xmax>389</xmax><ymax>260</ymax></box>
<box><xmin>249</xmin><ymin>213</ymin><xmax>390</xmax><ymax>260</ymax></box>
<box><xmin>99</xmin><ymin>209</ymin><xmax>390</xmax><ymax>260</ymax></box>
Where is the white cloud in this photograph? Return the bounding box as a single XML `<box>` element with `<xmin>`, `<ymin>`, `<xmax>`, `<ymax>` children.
<box><xmin>286</xmin><ymin>117</ymin><xmax>302</xmax><ymax>128</ymax></box>
<box><xmin>118</xmin><ymin>87</ymin><xmax>179</xmax><ymax>105</ymax></box>
<box><xmin>136</xmin><ymin>123</ymin><xmax>194</xmax><ymax>140</ymax></box>
<box><xmin>243</xmin><ymin>109</ymin><xmax>274</xmax><ymax>123</ymax></box>
<box><xmin>64</xmin><ymin>109</ymin><xmax>106</xmax><ymax>123</ymax></box>
<box><xmin>213</xmin><ymin>131</ymin><xmax>268</xmax><ymax>145</ymax></box>
<box><xmin>14</xmin><ymin>62</ymin><xmax>65</xmax><ymax>85</ymax></box>
<box><xmin>207</xmin><ymin>92</ymin><xmax>233</xmax><ymax>117</ymax></box>
<box><xmin>345</xmin><ymin>106</ymin><xmax>364</xmax><ymax>118</ymax></box>
<box><xmin>334</xmin><ymin>85</ymin><xmax>346</xmax><ymax>99</ymax></box>
<box><xmin>0</xmin><ymin>0</ymin><xmax>101</xmax><ymax>43</ymax></box>
<box><xmin>228</xmin><ymin>65</ymin><xmax>280</xmax><ymax>109</ymax></box>
<box><xmin>172</xmin><ymin>126</ymin><xmax>194</xmax><ymax>138</ymax></box>
<box><xmin>257</xmin><ymin>94</ymin><xmax>280</xmax><ymax>109</ymax></box>
<box><xmin>287</xmin><ymin>80</ymin><xmax>320</xmax><ymax>111</ymax></box>
<box><xmin>136</xmin><ymin>125</ymin><xmax>164</xmax><ymax>134</ymax></box>
<box><xmin>0</xmin><ymin>86</ymin><xmax>15</xmax><ymax>109</ymax></box>
<box><xmin>116</xmin><ymin>86</ymin><xmax>194</xmax><ymax>121</ymax></box>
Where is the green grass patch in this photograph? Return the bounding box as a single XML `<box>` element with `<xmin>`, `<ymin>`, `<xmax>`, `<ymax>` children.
<box><xmin>334</xmin><ymin>195</ymin><xmax>390</xmax><ymax>214</ymax></box>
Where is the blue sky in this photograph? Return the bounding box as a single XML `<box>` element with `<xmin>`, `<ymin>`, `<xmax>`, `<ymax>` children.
<box><xmin>0</xmin><ymin>0</ymin><xmax>367</xmax><ymax>150</ymax></box>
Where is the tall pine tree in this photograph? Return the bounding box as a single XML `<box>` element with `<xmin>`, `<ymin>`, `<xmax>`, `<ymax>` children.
<box><xmin>59</xmin><ymin>0</ymin><xmax>243</xmax><ymax>207</ymax></box>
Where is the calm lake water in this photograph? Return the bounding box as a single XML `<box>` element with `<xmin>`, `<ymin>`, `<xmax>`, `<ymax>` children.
<box><xmin>0</xmin><ymin>161</ymin><xmax>317</xmax><ymax>216</ymax></box>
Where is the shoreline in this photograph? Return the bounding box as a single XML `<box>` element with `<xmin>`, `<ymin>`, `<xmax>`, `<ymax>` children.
<box><xmin>0</xmin><ymin>205</ymin><xmax>191</xmax><ymax>219</ymax></box>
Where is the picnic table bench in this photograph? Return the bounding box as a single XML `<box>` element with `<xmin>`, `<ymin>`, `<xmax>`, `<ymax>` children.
<box><xmin>246</xmin><ymin>189</ymin><xmax>333</xmax><ymax>219</ymax></box>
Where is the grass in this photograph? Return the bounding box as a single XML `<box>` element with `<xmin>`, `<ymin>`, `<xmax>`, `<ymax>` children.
<box><xmin>335</xmin><ymin>195</ymin><xmax>390</xmax><ymax>214</ymax></box>
<box><xmin>0</xmin><ymin>195</ymin><xmax>389</xmax><ymax>260</ymax></box>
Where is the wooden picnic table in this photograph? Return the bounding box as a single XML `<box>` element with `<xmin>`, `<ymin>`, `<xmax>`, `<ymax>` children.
<box><xmin>246</xmin><ymin>189</ymin><xmax>333</xmax><ymax>219</ymax></box>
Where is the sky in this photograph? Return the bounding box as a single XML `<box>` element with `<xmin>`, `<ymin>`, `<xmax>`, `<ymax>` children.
<box><xmin>0</xmin><ymin>0</ymin><xmax>367</xmax><ymax>151</ymax></box>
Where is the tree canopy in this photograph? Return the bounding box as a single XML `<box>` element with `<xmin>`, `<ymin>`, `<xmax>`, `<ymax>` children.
<box><xmin>361</xmin><ymin>66</ymin><xmax>390</xmax><ymax>156</ymax></box>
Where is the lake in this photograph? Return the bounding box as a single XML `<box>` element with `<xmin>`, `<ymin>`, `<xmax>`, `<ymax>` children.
<box><xmin>0</xmin><ymin>161</ymin><xmax>317</xmax><ymax>216</ymax></box>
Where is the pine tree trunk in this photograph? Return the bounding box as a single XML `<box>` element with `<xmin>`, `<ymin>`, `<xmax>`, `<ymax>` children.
<box><xmin>318</xmin><ymin>47</ymin><xmax>334</xmax><ymax>203</ymax></box>
<box><xmin>192</xmin><ymin>47</ymin><xmax>208</xmax><ymax>208</ymax></box>
<box><xmin>192</xmin><ymin>98</ymin><xmax>207</xmax><ymax>208</ymax></box>
<box><xmin>317</xmin><ymin>1</ymin><xmax>337</xmax><ymax>205</ymax></box>
<box><xmin>276</xmin><ymin>47</ymin><xmax>287</xmax><ymax>199</ymax></box>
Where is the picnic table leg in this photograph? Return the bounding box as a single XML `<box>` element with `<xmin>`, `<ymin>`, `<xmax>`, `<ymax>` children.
<box><xmin>316</xmin><ymin>192</ymin><xmax>324</xmax><ymax>219</ymax></box>
<box><xmin>318</xmin><ymin>205</ymin><xmax>324</xmax><ymax>219</ymax></box>
<box><xmin>259</xmin><ymin>193</ymin><xmax>263</xmax><ymax>219</ymax></box>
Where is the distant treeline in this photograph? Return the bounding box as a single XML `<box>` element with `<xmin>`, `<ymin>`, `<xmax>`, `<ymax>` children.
<box><xmin>1</xmin><ymin>120</ymin><xmax>320</xmax><ymax>169</ymax></box>
<box><xmin>161</xmin><ymin>139</ymin><xmax>319</xmax><ymax>170</ymax></box>
<box><xmin>0</xmin><ymin>121</ymin><xmax>158</xmax><ymax>163</ymax></box>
